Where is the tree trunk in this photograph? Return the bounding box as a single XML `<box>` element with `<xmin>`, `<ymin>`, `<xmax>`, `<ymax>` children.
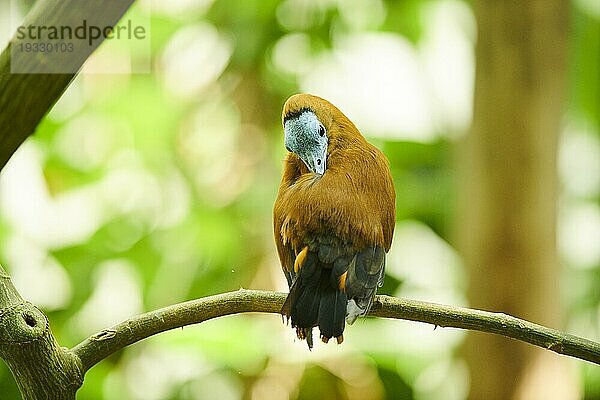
<box><xmin>459</xmin><ymin>1</ymin><xmax>574</xmax><ymax>399</ymax></box>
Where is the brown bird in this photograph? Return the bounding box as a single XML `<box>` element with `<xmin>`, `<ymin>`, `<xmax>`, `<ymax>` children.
<box><xmin>274</xmin><ymin>93</ymin><xmax>396</xmax><ymax>348</ymax></box>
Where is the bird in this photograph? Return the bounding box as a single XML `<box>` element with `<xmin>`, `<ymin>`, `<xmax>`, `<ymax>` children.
<box><xmin>273</xmin><ymin>93</ymin><xmax>396</xmax><ymax>348</ymax></box>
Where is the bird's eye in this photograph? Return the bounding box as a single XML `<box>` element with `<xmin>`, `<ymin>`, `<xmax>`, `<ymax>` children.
<box><xmin>318</xmin><ymin>124</ymin><xmax>325</xmax><ymax>137</ymax></box>
<box><xmin>317</xmin><ymin>159</ymin><xmax>322</xmax><ymax>165</ymax></box>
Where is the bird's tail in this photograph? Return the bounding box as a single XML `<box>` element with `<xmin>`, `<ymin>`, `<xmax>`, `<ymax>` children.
<box><xmin>282</xmin><ymin>250</ymin><xmax>347</xmax><ymax>349</ymax></box>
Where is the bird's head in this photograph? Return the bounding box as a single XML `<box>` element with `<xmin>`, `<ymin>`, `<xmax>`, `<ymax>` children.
<box><xmin>283</xmin><ymin>108</ymin><xmax>327</xmax><ymax>175</ymax></box>
<box><xmin>282</xmin><ymin>93</ymin><xmax>348</xmax><ymax>176</ymax></box>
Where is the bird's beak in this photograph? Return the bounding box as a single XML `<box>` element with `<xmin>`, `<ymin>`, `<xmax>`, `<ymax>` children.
<box><xmin>301</xmin><ymin>148</ymin><xmax>327</xmax><ymax>176</ymax></box>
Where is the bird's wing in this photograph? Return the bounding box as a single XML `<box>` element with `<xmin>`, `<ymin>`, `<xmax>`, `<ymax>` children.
<box><xmin>274</xmin><ymin>205</ymin><xmax>296</xmax><ymax>287</ymax></box>
<box><xmin>308</xmin><ymin>233</ymin><xmax>386</xmax><ymax>323</ymax></box>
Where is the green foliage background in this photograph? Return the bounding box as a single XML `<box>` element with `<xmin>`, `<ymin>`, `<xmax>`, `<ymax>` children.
<box><xmin>0</xmin><ymin>0</ymin><xmax>598</xmax><ymax>399</ymax></box>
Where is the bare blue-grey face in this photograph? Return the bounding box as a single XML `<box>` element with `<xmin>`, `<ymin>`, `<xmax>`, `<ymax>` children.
<box><xmin>284</xmin><ymin>110</ymin><xmax>328</xmax><ymax>175</ymax></box>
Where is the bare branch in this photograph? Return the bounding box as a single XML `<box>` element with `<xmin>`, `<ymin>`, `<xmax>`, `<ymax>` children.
<box><xmin>72</xmin><ymin>290</ymin><xmax>285</xmax><ymax>371</ymax></box>
<box><xmin>0</xmin><ymin>265</ymin><xmax>83</xmax><ymax>400</ymax></box>
<box><xmin>72</xmin><ymin>289</ymin><xmax>600</xmax><ymax>372</ymax></box>
<box><xmin>370</xmin><ymin>295</ymin><xmax>600</xmax><ymax>365</ymax></box>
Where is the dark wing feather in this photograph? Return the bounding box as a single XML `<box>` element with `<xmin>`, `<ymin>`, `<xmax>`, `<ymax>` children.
<box><xmin>310</xmin><ymin>235</ymin><xmax>386</xmax><ymax>323</ymax></box>
<box><xmin>344</xmin><ymin>246</ymin><xmax>386</xmax><ymax>322</ymax></box>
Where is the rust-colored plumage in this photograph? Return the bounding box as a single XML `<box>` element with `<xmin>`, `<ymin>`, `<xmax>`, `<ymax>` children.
<box><xmin>274</xmin><ymin>94</ymin><xmax>396</xmax><ymax>348</ymax></box>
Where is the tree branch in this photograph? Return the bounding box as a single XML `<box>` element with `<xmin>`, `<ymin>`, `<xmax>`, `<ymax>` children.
<box><xmin>72</xmin><ymin>289</ymin><xmax>600</xmax><ymax>372</ymax></box>
<box><xmin>0</xmin><ymin>1</ymin><xmax>137</xmax><ymax>397</ymax></box>
<box><xmin>0</xmin><ymin>265</ymin><xmax>83</xmax><ymax>400</ymax></box>
<box><xmin>370</xmin><ymin>295</ymin><xmax>600</xmax><ymax>364</ymax></box>
<box><xmin>72</xmin><ymin>290</ymin><xmax>285</xmax><ymax>371</ymax></box>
